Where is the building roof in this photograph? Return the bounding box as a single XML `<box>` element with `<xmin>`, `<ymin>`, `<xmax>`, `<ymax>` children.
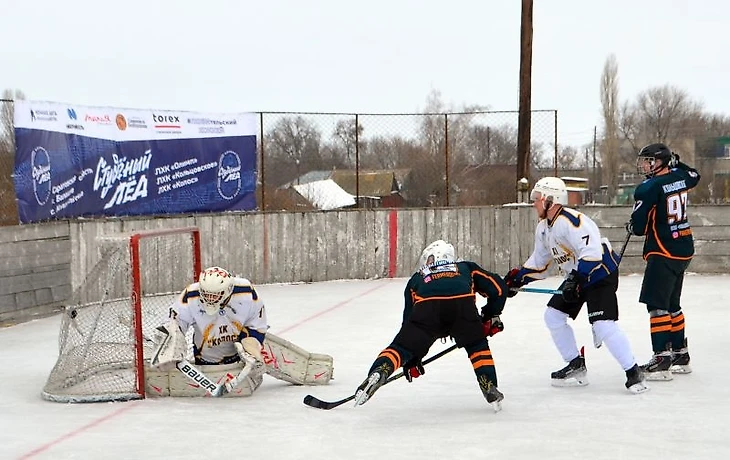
<box><xmin>330</xmin><ymin>170</ymin><xmax>400</xmax><ymax>197</ymax></box>
<box><xmin>279</xmin><ymin>170</ymin><xmax>332</xmax><ymax>189</ymax></box>
<box><xmin>292</xmin><ymin>179</ymin><xmax>356</xmax><ymax>210</ymax></box>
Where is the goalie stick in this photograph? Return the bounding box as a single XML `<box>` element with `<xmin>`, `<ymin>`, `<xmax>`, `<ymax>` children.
<box><xmin>174</xmin><ymin>358</ymin><xmax>259</xmax><ymax>397</ymax></box>
<box><xmin>175</xmin><ymin>360</ymin><xmax>226</xmax><ymax>397</ymax></box>
<box><xmin>303</xmin><ymin>343</ymin><xmax>458</xmax><ymax>410</ymax></box>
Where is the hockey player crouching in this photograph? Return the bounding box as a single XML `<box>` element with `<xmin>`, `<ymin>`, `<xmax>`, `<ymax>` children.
<box><xmin>354</xmin><ymin>240</ymin><xmax>508</xmax><ymax>411</ymax></box>
<box><xmin>149</xmin><ymin>266</ymin><xmax>334</xmax><ymax>397</ymax></box>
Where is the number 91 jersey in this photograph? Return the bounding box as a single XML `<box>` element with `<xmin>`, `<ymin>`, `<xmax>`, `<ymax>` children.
<box><xmin>631</xmin><ymin>164</ymin><xmax>700</xmax><ymax>260</ymax></box>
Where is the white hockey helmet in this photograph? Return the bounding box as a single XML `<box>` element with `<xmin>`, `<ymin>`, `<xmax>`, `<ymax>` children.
<box><xmin>418</xmin><ymin>240</ymin><xmax>456</xmax><ymax>267</ymax></box>
<box><xmin>198</xmin><ymin>267</ymin><xmax>234</xmax><ymax>315</ymax></box>
<box><xmin>530</xmin><ymin>177</ymin><xmax>568</xmax><ymax>206</ymax></box>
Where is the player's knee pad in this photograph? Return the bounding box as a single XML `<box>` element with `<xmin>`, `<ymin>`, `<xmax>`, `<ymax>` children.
<box><xmin>544</xmin><ymin>306</ymin><xmax>569</xmax><ymax>330</ymax></box>
<box><xmin>649</xmin><ymin>308</ymin><xmax>670</xmax><ymax>317</ymax></box>
<box><xmin>591</xmin><ymin>320</ymin><xmax>619</xmax><ymax>344</ymax></box>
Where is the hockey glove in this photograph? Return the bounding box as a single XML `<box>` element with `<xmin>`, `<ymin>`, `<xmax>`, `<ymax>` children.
<box><xmin>403</xmin><ymin>358</ymin><xmax>425</xmax><ymax>383</ymax></box>
<box><xmin>562</xmin><ymin>270</ymin><xmax>586</xmax><ymax>303</ymax></box>
<box><xmin>483</xmin><ymin>315</ymin><xmax>504</xmax><ymax>337</ymax></box>
<box><xmin>670</xmin><ymin>152</ymin><xmax>680</xmax><ymax>168</ymax></box>
<box><xmin>625</xmin><ymin>220</ymin><xmax>635</xmax><ymax>236</ymax></box>
<box><xmin>504</xmin><ymin>267</ymin><xmax>523</xmax><ymax>297</ymax></box>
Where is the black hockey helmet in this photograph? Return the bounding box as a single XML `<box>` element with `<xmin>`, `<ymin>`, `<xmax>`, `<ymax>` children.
<box><xmin>636</xmin><ymin>143</ymin><xmax>673</xmax><ymax>178</ymax></box>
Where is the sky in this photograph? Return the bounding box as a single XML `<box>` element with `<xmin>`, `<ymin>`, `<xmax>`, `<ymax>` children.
<box><xmin>1</xmin><ymin>0</ymin><xmax>729</xmax><ymax>149</ymax></box>
<box><xmin>2</xmin><ymin>274</ymin><xmax>729</xmax><ymax>459</ymax></box>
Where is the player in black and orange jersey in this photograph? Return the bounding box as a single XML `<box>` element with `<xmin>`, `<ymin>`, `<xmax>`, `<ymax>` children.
<box><xmin>628</xmin><ymin>143</ymin><xmax>701</xmax><ymax>380</ymax></box>
<box><xmin>354</xmin><ymin>240</ymin><xmax>508</xmax><ymax>411</ymax></box>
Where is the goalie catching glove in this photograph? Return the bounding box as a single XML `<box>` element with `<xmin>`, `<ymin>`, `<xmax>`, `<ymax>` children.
<box><xmin>150</xmin><ymin>319</ymin><xmax>187</xmax><ymax>370</ymax></box>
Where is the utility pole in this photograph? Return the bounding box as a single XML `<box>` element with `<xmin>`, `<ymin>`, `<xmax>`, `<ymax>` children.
<box><xmin>592</xmin><ymin>126</ymin><xmax>597</xmax><ymax>197</ymax></box>
<box><xmin>516</xmin><ymin>0</ymin><xmax>534</xmax><ymax>197</ymax></box>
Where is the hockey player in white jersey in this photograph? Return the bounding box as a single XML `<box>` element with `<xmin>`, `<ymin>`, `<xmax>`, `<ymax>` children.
<box><xmin>149</xmin><ymin>266</ymin><xmax>334</xmax><ymax>397</ymax></box>
<box><xmin>504</xmin><ymin>177</ymin><xmax>648</xmax><ymax>394</ymax></box>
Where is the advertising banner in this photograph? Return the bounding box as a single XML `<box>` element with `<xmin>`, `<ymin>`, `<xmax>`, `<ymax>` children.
<box><xmin>13</xmin><ymin>100</ymin><xmax>257</xmax><ymax>223</ymax></box>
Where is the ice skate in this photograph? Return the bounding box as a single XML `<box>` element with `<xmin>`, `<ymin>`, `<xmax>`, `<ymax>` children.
<box><xmin>478</xmin><ymin>376</ymin><xmax>503</xmax><ymax>412</ymax></box>
<box><xmin>551</xmin><ymin>354</ymin><xmax>588</xmax><ymax>387</ymax></box>
<box><xmin>670</xmin><ymin>338</ymin><xmax>692</xmax><ymax>374</ymax></box>
<box><xmin>354</xmin><ymin>363</ymin><xmax>391</xmax><ymax>406</ymax></box>
<box><xmin>640</xmin><ymin>351</ymin><xmax>673</xmax><ymax>381</ymax></box>
<box><xmin>624</xmin><ymin>364</ymin><xmax>650</xmax><ymax>394</ymax></box>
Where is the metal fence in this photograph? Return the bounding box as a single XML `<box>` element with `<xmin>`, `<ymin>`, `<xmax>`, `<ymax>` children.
<box><xmin>0</xmin><ymin>99</ymin><xmax>558</xmax><ymax>225</ymax></box>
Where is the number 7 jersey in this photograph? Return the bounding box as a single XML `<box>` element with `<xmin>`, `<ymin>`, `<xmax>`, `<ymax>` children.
<box><xmin>631</xmin><ymin>163</ymin><xmax>701</xmax><ymax>260</ymax></box>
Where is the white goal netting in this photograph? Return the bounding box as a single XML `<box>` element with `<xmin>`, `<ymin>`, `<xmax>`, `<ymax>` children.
<box><xmin>42</xmin><ymin>227</ymin><xmax>201</xmax><ymax>403</ymax></box>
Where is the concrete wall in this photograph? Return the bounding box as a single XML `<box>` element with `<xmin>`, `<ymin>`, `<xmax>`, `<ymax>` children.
<box><xmin>0</xmin><ymin>222</ymin><xmax>72</xmax><ymax>323</ymax></box>
<box><xmin>1</xmin><ymin>205</ymin><xmax>728</xmax><ymax>322</ymax></box>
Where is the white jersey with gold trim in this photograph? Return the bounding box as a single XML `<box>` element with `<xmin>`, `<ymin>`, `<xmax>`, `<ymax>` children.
<box><xmin>523</xmin><ymin>207</ymin><xmax>615</xmax><ymax>283</ymax></box>
<box><xmin>167</xmin><ymin>277</ymin><xmax>269</xmax><ymax>364</ymax></box>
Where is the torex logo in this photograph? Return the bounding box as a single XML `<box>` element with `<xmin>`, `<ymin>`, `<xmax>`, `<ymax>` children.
<box><xmin>152</xmin><ymin>114</ymin><xmax>181</xmax><ymax>128</ymax></box>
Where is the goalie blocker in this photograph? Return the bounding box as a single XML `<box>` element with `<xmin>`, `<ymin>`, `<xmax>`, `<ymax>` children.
<box><xmin>146</xmin><ymin>332</ymin><xmax>334</xmax><ymax>397</ymax></box>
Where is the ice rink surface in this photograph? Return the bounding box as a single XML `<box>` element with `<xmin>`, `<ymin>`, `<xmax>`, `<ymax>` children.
<box><xmin>2</xmin><ymin>274</ymin><xmax>729</xmax><ymax>460</ymax></box>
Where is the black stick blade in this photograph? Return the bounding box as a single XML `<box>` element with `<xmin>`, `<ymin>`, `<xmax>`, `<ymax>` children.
<box><xmin>303</xmin><ymin>394</ymin><xmax>354</xmax><ymax>410</ymax></box>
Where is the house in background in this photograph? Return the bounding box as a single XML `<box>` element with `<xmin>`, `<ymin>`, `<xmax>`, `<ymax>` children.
<box><xmin>561</xmin><ymin>177</ymin><xmax>589</xmax><ymax>206</ymax></box>
<box><xmin>330</xmin><ymin>169</ymin><xmax>408</xmax><ymax>208</ymax></box>
<box><xmin>292</xmin><ymin>179</ymin><xmax>356</xmax><ymax>211</ymax></box>
<box><xmin>281</xmin><ymin>169</ymin><xmax>410</xmax><ymax>209</ymax></box>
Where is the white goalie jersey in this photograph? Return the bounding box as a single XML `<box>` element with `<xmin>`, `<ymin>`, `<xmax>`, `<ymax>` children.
<box><xmin>168</xmin><ymin>277</ymin><xmax>269</xmax><ymax>364</ymax></box>
<box><xmin>148</xmin><ymin>275</ymin><xmax>334</xmax><ymax>398</ymax></box>
<box><xmin>522</xmin><ymin>207</ymin><xmax>619</xmax><ymax>285</ymax></box>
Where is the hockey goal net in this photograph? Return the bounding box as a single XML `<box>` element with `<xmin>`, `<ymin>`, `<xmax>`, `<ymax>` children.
<box><xmin>42</xmin><ymin>226</ymin><xmax>201</xmax><ymax>403</ymax></box>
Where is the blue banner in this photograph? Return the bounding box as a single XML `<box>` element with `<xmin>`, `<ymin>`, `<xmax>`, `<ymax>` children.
<box><xmin>13</xmin><ymin>101</ymin><xmax>258</xmax><ymax>223</ymax></box>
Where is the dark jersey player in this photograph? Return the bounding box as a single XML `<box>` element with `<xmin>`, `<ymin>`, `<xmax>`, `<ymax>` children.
<box><xmin>354</xmin><ymin>240</ymin><xmax>508</xmax><ymax>412</ymax></box>
<box><xmin>628</xmin><ymin>143</ymin><xmax>701</xmax><ymax>380</ymax></box>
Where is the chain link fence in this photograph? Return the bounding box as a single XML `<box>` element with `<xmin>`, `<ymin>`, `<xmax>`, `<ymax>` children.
<box><xmin>0</xmin><ymin>99</ymin><xmax>557</xmax><ymax>224</ymax></box>
<box><xmin>256</xmin><ymin>110</ymin><xmax>557</xmax><ymax>210</ymax></box>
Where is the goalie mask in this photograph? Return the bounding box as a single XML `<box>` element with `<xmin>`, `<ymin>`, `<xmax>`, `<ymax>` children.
<box><xmin>418</xmin><ymin>240</ymin><xmax>455</xmax><ymax>268</ymax></box>
<box><xmin>198</xmin><ymin>267</ymin><xmax>234</xmax><ymax>315</ymax></box>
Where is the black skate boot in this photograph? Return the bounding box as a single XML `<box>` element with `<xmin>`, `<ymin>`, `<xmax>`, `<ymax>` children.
<box><xmin>551</xmin><ymin>353</ymin><xmax>588</xmax><ymax>387</ymax></box>
<box><xmin>624</xmin><ymin>364</ymin><xmax>649</xmax><ymax>394</ymax></box>
<box><xmin>670</xmin><ymin>338</ymin><xmax>692</xmax><ymax>374</ymax></box>
<box><xmin>640</xmin><ymin>350</ymin><xmax>673</xmax><ymax>381</ymax></box>
<box><xmin>478</xmin><ymin>375</ymin><xmax>503</xmax><ymax>413</ymax></box>
<box><xmin>354</xmin><ymin>363</ymin><xmax>392</xmax><ymax>406</ymax></box>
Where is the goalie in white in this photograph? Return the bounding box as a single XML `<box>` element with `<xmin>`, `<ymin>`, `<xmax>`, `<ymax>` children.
<box><xmin>148</xmin><ymin>266</ymin><xmax>334</xmax><ymax>397</ymax></box>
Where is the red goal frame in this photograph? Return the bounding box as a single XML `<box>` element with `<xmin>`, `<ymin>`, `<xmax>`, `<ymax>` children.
<box><xmin>129</xmin><ymin>227</ymin><xmax>201</xmax><ymax>398</ymax></box>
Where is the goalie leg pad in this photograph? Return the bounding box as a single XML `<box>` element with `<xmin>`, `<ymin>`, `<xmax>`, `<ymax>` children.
<box><xmin>145</xmin><ymin>362</ymin><xmax>262</xmax><ymax>397</ymax></box>
<box><xmin>262</xmin><ymin>333</ymin><xmax>334</xmax><ymax>385</ymax></box>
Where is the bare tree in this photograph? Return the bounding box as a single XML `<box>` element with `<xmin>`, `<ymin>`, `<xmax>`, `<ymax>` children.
<box><xmin>333</xmin><ymin>118</ymin><xmax>364</xmax><ymax>164</ymax></box>
<box><xmin>600</xmin><ymin>54</ymin><xmax>620</xmax><ymax>201</ymax></box>
<box><xmin>619</xmin><ymin>85</ymin><xmax>704</xmax><ymax>153</ymax></box>
<box><xmin>1</xmin><ymin>88</ymin><xmax>26</xmax><ymax>225</ymax></box>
